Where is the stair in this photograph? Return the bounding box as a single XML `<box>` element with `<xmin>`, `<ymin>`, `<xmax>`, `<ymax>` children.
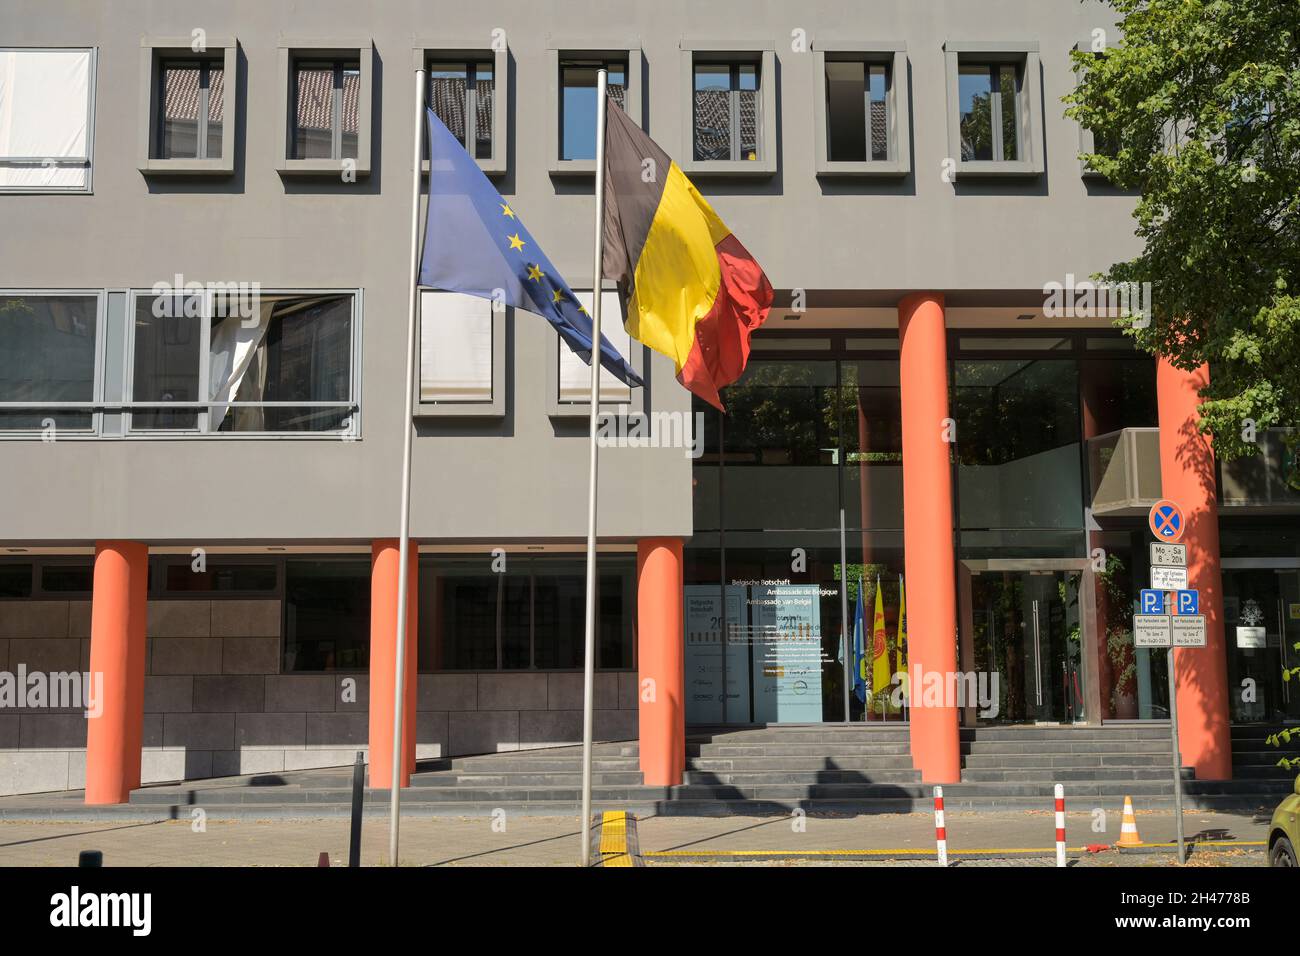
<box><xmin>114</xmin><ymin>722</ymin><xmax>1297</xmax><ymax>817</ymax></box>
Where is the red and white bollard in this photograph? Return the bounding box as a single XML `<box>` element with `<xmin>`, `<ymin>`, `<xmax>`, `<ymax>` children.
<box><xmin>933</xmin><ymin>785</ymin><xmax>948</xmax><ymax>867</ymax></box>
<box><xmin>1054</xmin><ymin>784</ymin><xmax>1066</xmax><ymax>868</ymax></box>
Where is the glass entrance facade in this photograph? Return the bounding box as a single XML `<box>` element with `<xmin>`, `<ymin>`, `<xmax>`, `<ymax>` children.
<box><xmin>685</xmin><ymin>331</ymin><xmax>1170</xmax><ymax>726</ymax></box>
<box><xmin>685</xmin><ymin>337</ymin><xmax>905</xmax><ymax>724</ymax></box>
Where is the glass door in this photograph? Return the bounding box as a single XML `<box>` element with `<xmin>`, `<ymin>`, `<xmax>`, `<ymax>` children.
<box><xmin>1279</xmin><ymin>571</ymin><xmax>1300</xmax><ymax>722</ymax></box>
<box><xmin>1225</xmin><ymin>569</ymin><xmax>1300</xmax><ymax>723</ymax></box>
<box><xmin>969</xmin><ymin>569</ymin><xmax>1084</xmax><ymax>724</ymax></box>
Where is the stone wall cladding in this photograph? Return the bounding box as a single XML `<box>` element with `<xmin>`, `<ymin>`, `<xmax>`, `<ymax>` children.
<box><xmin>1</xmin><ymin>597</ymin><xmax>639</xmax><ymax>794</ymax></box>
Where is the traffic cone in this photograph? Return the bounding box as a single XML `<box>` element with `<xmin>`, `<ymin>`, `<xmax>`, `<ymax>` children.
<box><xmin>1116</xmin><ymin>796</ymin><xmax>1143</xmax><ymax>848</ymax></box>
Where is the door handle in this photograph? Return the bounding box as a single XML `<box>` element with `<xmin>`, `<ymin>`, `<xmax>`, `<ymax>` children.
<box><xmin>1032</xmin><ymin>598</ymin><xmax>1043</xmax><ymax>707</ymax></box>
<box><xmin>1279</xmin><ymin>600</ymin><xmax>1291</xmax><ymax>705</ymax></box>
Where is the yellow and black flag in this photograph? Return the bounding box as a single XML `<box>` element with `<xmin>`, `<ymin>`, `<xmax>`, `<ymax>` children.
<box><xmin>601</xmin><ymin>99</ymin><xmax>773</xmax><ymax>411</ymax></box>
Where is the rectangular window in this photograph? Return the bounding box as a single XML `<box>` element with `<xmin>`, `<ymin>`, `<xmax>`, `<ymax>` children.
<box><xmin>0</xmin><ymin>563</ymin><xmax>34</xmax><ymax>598</ymax></box>
<box><xmin>419</xmin><ymin>292</ymin><xmax>493</xmax><ymax>403</ymax></box>
<box><xmin>157</xmin><ymin>58</ymin><xmax>224</xmax><ymax>160</ymax></box>
<box><xmin>428</xmin><ymin>59</ymin><xmax>494</xmax><ymax>160</ymax></box>
<box><xmin>131</xmin><ymin>294</ymin><xmax>202</xmax><ymax>431</ymax></box>
<box><xmin>958</xmin><ymin>62</ymin><xmax>1021</xmax><ymax>162</ymax></box>
<box><xmin>292</xmin><ymin>58</ymin><xmax>360</xmax><ymax>160</ymax></box>
<box><xmin>825</xmin><ymin>60</ymin><xmax>889</xmax><ymax>162</ymax></box>
<box><xmin>559</xmin><ymin>58</ymin><xmax>626</xmax><ymax>161</ymax></box>
<box><xmin>162</xmin><ymin>561</ymin><xmax>278</xmax><ymax>594</ymax></box>
<box><xmin>557</xmin><ymin>291</ymin><xmax>633</xmax><ymax>404</ymax></box>
<box><xmin>693</xmin><ymin>60</ymin><xmax>760</xmax><ymax>162</ymax></box>
<box><xmin>129</xmin><ymin>290</ymin><xmax>357</xmax><ymax>435</ymax></box>
<box><xmin>419</xmin><ymin>556</ymin><xmax>635</xmax><ymax>671</ymax></box>
<box><xmin>0</xmin><ymin>48</ymin><xmax>94</xmax><ymax>192</ymax></box>
<box><xmin>0</xmin><ymin>294</ymin><xmax>98</xmax><ymax>431</ymax></box>
<box><xmin>39</xmin><ymin>562</ymin><xmax>93</xmax><ymax>594</ymax></box>
<box><xmin>283</xmin><ymin>559</ymin><xmax>370</xmax><ymax>672</ymax></box>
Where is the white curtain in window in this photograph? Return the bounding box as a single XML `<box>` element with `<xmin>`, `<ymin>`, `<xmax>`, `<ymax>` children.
<box><xmin>421</xmin><ymin>291</ymin><xmax>493</xmax><ymax>402</ymax></box>
<box><xmin>0</xmin><ymin>49</ymin><xmax>91</xmax><ymax>188</ymax></box>
<box><xmin>558</xmin><ymin>290</ymin><xmax>632</xmax><ymax>403</ymax></box>
<box><xmin>208</xmin><ymin>299</ymin><xmax>277</xmax><ymax>430</ymax></box>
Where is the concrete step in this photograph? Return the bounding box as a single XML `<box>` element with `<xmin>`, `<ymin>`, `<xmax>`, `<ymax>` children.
<box><xmin>689</xmin><ymin>743</ymin><xmax>914</xmax><ymax>757</ymax></box>
<box><xmin>959</xmin><ymin>726</ymin><xmax>1171</xmax><ymax>741</ymax></box>
<box><xmin>960</xmin><ymin>767</ymin><xmax>1193</xmax><ymax>783</ymax></box>
<box><xmin>686</xmin><ymin>730</ymin><xmax>912</xmax><ymax>744</ymax></box>
<box><xmin>961</xmin><ymin>739</ymin><xmax>1175</xmax><ymax>754</ymax></box>
<box><xmin>961</xmin><ymin>752</ymin><xmax>1174</xmax><ymax>769</ymax></box>
<box><xmin>687</xmin><ymin>755</ymin><xmax>916</xmax><ymax>771</ymax></box>
<box><xmin>683</xmin><ymin>770</ymin><xmax>922</xmax><ymax>785</ymax></box>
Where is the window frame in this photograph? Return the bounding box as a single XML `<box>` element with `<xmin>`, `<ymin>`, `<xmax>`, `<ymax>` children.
<box><xmin>122</xmin><ymin>287</ymin><xmax>363</xmax><ymax>439</ymax></box>
<box><xmin>678</xmin><ymin>41</ymin><xmax>777</xmax><ymax>178</ymax></box>
<box><xmin>421</xmin><ymin>551</ymin><xmax>638</xmax><ymax>672</ymax></box>
<box><xmin>413</xmin><ymin>290</ymin><xmax>507</xmax><ymax>419</ymax></box>
<box><xmin>546</xmin><ymin>43</ymin><xmax>643</xmax><ymax>176</ymax></box>
<box><xmin>1073</xmin><ymin>39</ymin><xmax>1123</xmax><ymax>181</ymax></box>
<box><xmin>276</xmin><ymin>39</ymin><xmax>372</xmax><ymax>177</ymax></box>
<box><xmin>0</xmin><ymin>46</ymin><xmax>97</xmax><ymax>195</ymax></box>
<box><xmin>546</xmin><ymin>286</ymin><xmax>647</xmax><ymax>419</ymax></box>
<box><xmin>138</xmin><ymin>37</ymin><xmax>237</xmax><ymax>176</ymax></box>
<box><xmin>0</xmin><ymin>289</ymin><xmax>106</xmax><ymax>439</ymax></box>
<box><xmin>415</xmin><ymin>41</ymin><xmax>508</xmax><ymax>177</ymax></box>
<box><xmin>943</xmin><ymin>41</ymin><xmax>1043</xmax><ymax>178</ymax></box>
<box><xmin>813</xmin><ymin>41</ymin><xmax>910</xmax><ymax>177</ymax></box>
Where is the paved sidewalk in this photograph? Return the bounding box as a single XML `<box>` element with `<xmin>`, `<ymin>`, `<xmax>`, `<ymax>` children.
<box><xmin>0</xmin><ymin>809</ymin><xmax>1269</xmax><ymax>867</ymax></box>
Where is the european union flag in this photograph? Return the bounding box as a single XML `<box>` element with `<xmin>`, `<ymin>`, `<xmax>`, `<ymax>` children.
<box><xmin>418</xmin><ymin>108</ymin><xmax>642</xmax><ymax>388</ymax></box>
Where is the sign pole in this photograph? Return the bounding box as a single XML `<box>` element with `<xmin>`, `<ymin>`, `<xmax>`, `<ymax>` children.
<box><xmin>1167</xmin><ymin>645</ymin><xmax>1186</xmax><ymax>864</ymax></box>
<box><xmin>578</xmin><ymin>69</ymin><xmax>610</xmax><ymax>868</ymax></box>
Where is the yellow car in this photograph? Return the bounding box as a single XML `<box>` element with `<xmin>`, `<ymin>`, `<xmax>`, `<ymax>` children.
<box><xmin>1270</xmin><ymin>776</ymin><xmax>1300</xmax><ymax>867</ymax></box>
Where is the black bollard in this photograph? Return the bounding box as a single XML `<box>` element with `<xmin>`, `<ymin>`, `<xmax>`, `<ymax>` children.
<box><xmin>78</xmin><ymin>850</ymin><xmax>103</xmax><ymax>867</ymax></box>
<box><xmin>348</xmin><ymin>750</ymin><xmax>364</xmax><ymax>867</ymax></box>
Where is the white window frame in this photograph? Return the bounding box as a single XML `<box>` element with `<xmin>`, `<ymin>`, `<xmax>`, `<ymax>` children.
<box><xmin>414</xmin><ymin>290</ymin><xmax>506</xmax><ymax>419</ymax></box>
<box><xmin>138</xmin><ymin>37</ymin><xmax>237</xmax><ymax>176</ymax></box>
<box><xmin>678</xmin><ymin>40</ymin><xmax>777</xmax><ymax>178</ymax></box>
<box><xmin>547</xmin><ymin>42</ymin><xmax>642</xmax><ymax>176</ymax></box>
<box><xmin>0</xmin><ymin>47</ymin><xmax>97</xmax><ymax>195</ymax></box>
<box><xmin>546</xmin><ymin>287</ymin><xmax>646</xmax><ymax>418</ymax></box>
<box><xmin>943</xmin><ymin>41</ymin><xmax>1044</xmax><ymax>178</ymax></box>
<box><xmin>813</xmin><ymin>42</ymin><xmax>910</xmax><ymax>177</ymax></box>
<box><xmin>415</xmin><ymin>40</ymin><xmax>509</xmax><ymax>177</ymax></box>
<box><xmin>0</xmin><ymin>289</ymin><xmax>105</xmax><ymax>438</ymax></box>
<box><xmin>123</xmin><ymin>287</ymin><xmax>362</xmax><ymax>439</ymax></box>
<box><xmin>276</xmin><ymin>40</ymin><xmax>373</xmax><ymax>177</ymax></box>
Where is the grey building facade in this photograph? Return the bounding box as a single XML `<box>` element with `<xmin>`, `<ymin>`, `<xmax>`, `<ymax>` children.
<box><xmin>3</xmin><ymin>0</ymin><xmax>1296</xmax><ymax>802</ymax></box>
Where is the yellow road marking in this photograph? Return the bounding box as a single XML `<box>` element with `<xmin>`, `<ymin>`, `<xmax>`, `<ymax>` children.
<box><xmin>598</xmin><ymin>811</ymin><xmax>628</xmax><ymax>857</ymax></box>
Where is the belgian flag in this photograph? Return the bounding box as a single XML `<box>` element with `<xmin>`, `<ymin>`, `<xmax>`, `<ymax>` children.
<box><xmin>602</xmin><ymin>99</ymin><xmax>773</xmax><ymax>410</ymax></box>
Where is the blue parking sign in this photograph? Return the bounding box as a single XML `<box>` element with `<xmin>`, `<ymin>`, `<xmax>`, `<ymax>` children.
<box><xmin>1139</xmin><ymin>589</ymin><xmax>1165</xmax><ymax>614</ymax></box>
<box><xmin>1177</xmin><ymin>590</ymin><xmax>1199</xmax><ymax>615</ymax></box>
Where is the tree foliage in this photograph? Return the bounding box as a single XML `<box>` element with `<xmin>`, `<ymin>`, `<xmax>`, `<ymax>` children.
<box><xmin>1064</xmin><ymin>0</ymin><xmax>1300</xmax><ymax>468</ymax></box>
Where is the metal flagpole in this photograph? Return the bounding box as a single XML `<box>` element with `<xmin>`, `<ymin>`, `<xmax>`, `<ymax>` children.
<box><xmin>579</xmin><ymin>69</ymin><xmax>610</xmax><ymax>868</ymax></box>
<box><xmin>389</xmin><ymin>67</ymin><xmax>427</xmax><ymax>868</ymax></box>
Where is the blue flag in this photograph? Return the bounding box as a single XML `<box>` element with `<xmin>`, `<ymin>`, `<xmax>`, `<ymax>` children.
<box><xmin>418</xmin><ymin>108</ymin><xmax>642</xmax><ymax>388</ymax></box>
<box><xmin>852</xmin><ymin>575</ymin><xmax>868</xmax><ymax>705</ymax></box>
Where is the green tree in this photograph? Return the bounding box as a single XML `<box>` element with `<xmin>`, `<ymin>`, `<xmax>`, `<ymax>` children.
<box><xmin>1064</xmin><ymin>0</ymin><xmax>1300</xmax><ymax>474</ymax></box>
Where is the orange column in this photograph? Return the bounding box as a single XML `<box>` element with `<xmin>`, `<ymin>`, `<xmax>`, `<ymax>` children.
<box><xmin>85</xmin><ymin>541</ymin><xmax>148</xmax><ymax>805</ymax></box>
<box><xmin>637</xmin><ymin>537</ymin><xmax>685</xmax><ymax>786</ymax></box>
<box><xmin>1156</xmin><ymin>359</ymin><xmax>1232</xmax><ymax>779</ymax></box>
<box><xmin>898</xmin><ymin>293</ymin><xmax>961</xmax><ymax>783</ymax></box>
<box><xmin>368</xmin><ymin>539</ymin><xmax>418</xmax><ymax>788</ymax></box>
